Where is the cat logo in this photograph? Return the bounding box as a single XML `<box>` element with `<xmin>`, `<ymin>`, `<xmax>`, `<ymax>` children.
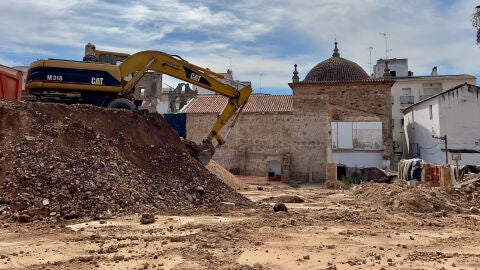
<box><xmin>190</xmin><ymin>72</ymin><xmax>202</xmax><ymax>82</ymax></box>
<box><xmin>91</xmin><ymin>77</ymin><xmax>104</xmax><ymax>85</ymax></box>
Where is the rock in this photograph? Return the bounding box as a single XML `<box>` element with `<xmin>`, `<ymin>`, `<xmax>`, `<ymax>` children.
<box><xmin>273</xmin><ymin>203</ymin><xmax>288</xmax><ymax>212</ymax></box>
<box><xmin>24</xmin><ymin>135</ymin><xmax>36</xmax><ymax>141</ymax></box>
<box><xmin>169</xmin><ymin>236</ymin><xmax>187</xmax><ymax>242</ymax></box>
<box><xmin>42</xmin><ymin>199</ymin><xmax>50</xmax><ymax>206</ymax></box>
<box><xmin>140</xmin><ymin>213</ymin><xmax>155</xmax><ymax>224</ymax></box>
<box><xmin>195</xmin><ymin>186</ymin><xmax>205</xmax><ymax>194</ymax></box>
<box><xmin>64</xmin><ymin>211</ymin><xmax>79</xmax><ymax>220</ymax></box>
<box><xmin>16</xmin><ymin>214</ymin><xmax>31</xmax><ymax>223</ymax></box>
<box><xmin>218</xmin><ymin>201</ymin><xmax>236</xmax><ymax>211</ymax></box>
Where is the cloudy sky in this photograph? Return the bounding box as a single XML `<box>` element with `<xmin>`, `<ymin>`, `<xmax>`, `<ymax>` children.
<box><xmin>1</xmin><ymin>0</ymin><xmax>479</xmax><ymax>95</ymax></box>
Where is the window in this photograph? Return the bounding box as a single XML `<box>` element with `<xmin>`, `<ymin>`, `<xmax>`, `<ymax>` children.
<box><xmin>429</xmin><ymin>105</ymin><xmax>433</xmax><ymax>120</ymax></box>
<box><xmin>401</xmin><ymin>88</ymin><xmax>414</xmax><ymax>105</ymax></box>
<box><xmin>331</xmin><ymin>122</ymin><xmax>383</xmax><ymax>150</ymax></box>
<box><xmin>402</xmin><ymin>88</ymin><xmax>412</xmax><ymax>96</ymax></box>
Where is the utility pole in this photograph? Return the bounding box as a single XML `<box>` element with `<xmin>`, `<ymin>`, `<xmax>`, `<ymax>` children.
<box><xmin>444</xmin><ymin>135</ymin><xmax>448</xmax><ymax>164</ymax></box>
<box><xmin>433</xmin><ymin>134</ymin><xmax>448</xmax><ymax>164</ymax></box>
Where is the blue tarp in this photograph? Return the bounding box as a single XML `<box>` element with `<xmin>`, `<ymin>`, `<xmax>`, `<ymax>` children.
<box><xmin>163</xmin><ymin>113</ymin><xmax>186</xmax><ymax>138</ymax></box>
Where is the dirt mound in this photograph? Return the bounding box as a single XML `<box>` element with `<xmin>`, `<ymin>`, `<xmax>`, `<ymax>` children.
<box><xmin>0</xmin><ymin>101</ymin><xmax>252</xmax><ymax>222</ymax></box>
<box><xmin>323</xmin><ymin>179</ymin><xmax>348</xmax><ymax>190</ymax></box>
<box><xmin>206</xmin><ymin>160</ymin><xmax>249</xmax><ymax>190</ymax></box>
<box><xmin>352</xmin><ymin>179</ymin><xmax>479</xmax><ymax>214</ymax></box>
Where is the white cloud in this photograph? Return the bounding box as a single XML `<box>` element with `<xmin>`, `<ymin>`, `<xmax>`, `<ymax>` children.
<box><xmin>0</xmin><ymin>0</ymin><xmax>479</xmax><ymax>92</ymax></box>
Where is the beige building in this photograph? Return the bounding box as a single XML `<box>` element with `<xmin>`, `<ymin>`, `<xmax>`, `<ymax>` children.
<box><xmin>183</xmin><ymin>43</ymin><xmax>394</xmax><ymax>183</ymax></box>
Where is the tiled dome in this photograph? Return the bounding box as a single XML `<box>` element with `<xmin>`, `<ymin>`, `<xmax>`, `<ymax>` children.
<box><xmin>304</xmin><ymin>42</ymin><xmax>370</xmax><ymax>82</ymax></box>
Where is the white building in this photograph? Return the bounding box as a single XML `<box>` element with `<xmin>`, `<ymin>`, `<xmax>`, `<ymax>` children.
<box><xmin>373</xmin><ymin>59</ymin><xmax>477</xmax><ymax>164</ymax></box>
<box><xmin>403</xmin><ymin>83</ymin><xmax>480</xmax><ymax>165</ymax></box>
<box><xmin>373</xmin><ymin>58</ymin><xmax>410</xmax><ymax>78</ymax></box>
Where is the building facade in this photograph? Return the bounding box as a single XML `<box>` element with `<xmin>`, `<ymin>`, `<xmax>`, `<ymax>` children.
<box><xmin>373</xmin><ymin>59</ymin><xmax>476</xmax><ymax>164</ymax></box>
<box><xmin>183</xmin><ymin>43</ymin><xmax>394</xmax><ymax>183</ymax></box>
<box><xmin>403</xmin><ymin>83</ymin><xmax>480</xmax><ymax>165</ymax></box>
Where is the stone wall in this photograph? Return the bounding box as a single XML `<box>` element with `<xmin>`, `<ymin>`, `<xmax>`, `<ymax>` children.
<box><xmin>185</xmin><ymin>81</ymin><xmax>393</xmax><ymax>183</ymax></box>
<box><xmin>291</xmin><ymin>81</ymin><xmax>394</xmax><ymax>168</ymax></box>
<box><xmin>186</xmin><ymin>109</ymin><xmax>331</xmax><ymax>183</ymax></box>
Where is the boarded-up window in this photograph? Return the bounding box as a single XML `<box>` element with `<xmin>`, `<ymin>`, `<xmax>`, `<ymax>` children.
<box><xmin>332</xmin><ymin>122</ymin><xmax>382</xmax><ymax>150</ymax></box>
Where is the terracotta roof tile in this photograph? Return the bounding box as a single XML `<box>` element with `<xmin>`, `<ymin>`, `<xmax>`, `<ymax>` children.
<box><xmin>182</xmin><ymin>94</ymin><xmax>293</xmax><ymax>114</ymax></box>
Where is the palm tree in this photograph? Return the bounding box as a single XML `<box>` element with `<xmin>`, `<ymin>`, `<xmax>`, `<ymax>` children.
<box><xmin>473</xmin><ymin>5</ymin><xmax>480</xmax><ymax>44</ymax></box>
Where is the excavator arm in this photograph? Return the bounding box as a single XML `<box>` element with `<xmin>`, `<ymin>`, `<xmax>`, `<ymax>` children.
<box><xmin>119</xmin><ymin>51</ymin><xmax>252</xmax><ymax>161</ymax></box>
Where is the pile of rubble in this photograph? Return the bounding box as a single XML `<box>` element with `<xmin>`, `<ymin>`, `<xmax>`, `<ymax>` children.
<box><xmin>0</xmin><ymin>101</ymin><xmax>252</xmax><ymax>222</ymax></box>
<box><xmin>352</xmin><ymin>177</ymin><xmax>480</xmax><ymax>214</ymax></box>
<box><xmin>454</xmin><ymin>174</ymin><xmax>480</xmax><ymax>204</ymax></box>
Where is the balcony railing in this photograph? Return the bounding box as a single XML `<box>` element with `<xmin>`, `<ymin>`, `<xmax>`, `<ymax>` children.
<box><xmin>400</xmin><ymin>95</ymin><xmax>414</xmax><ymax>105</ymax></box>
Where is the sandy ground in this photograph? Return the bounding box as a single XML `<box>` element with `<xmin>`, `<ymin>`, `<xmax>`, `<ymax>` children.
<box><xmin>1</xmin><ymin>180</ymin><xmax>479</xmax><ymax>270</ymax></box>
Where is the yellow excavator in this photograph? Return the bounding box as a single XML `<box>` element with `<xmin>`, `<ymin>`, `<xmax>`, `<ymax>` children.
<box><xmin>25</xmin><ymin>45</ymin><xmax>252</xmax><ymax>164</ymax></box>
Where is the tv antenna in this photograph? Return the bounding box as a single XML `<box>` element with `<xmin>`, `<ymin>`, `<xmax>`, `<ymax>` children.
<box><xmin>379</xmin><ymin>32</ymin><xmax>392</xmax><ymax>60</ymax></box>
<box><xmin>368</xmin><ymin>44</ymin><xmax>373</xmax><ymax>75</ymax></box>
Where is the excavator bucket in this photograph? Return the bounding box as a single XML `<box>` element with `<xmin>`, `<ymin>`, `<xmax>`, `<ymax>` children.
<box><xmin>182</xmin><ymin>139</ymin><xmax>215</xmax><ymax>165</ymax></box>
<box><xmin>197</xmin><ymin>150</ymin><xmax>213</xmax><ymax>166</ymax></box>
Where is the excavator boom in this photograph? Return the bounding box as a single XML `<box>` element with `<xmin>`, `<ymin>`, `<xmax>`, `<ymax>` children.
<box><xmin>118</xmin><ymin>50</ymin><xmax>252</xmax><ymax>149</ymax></box>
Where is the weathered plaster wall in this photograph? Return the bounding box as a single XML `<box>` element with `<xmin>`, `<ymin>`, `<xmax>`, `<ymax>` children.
<box><xmin>404</xmin><ymin>84</ymin><xmax>480</xmax><ymax>165</ymax></box>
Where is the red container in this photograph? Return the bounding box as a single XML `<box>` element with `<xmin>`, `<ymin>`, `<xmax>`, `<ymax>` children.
<box><xmin>0</xmin><ymin>65</ymin><xmax>23</xmax><ymax>101</ymax></box>
<box><xmin>431</xmin><ymin>166</ymin><xmax>440</xmax><ymax>186</ymax></box>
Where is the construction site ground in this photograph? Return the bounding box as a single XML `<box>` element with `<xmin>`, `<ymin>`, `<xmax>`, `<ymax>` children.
<box><xmin>1</xmin><ymin>101</ymin><xmax>480</xmax><ymax>269</ymax></box>
<box><xmin>1</xmin><ymin>178</ymin><xmax>480</xmax><ymax>270</ymax></box>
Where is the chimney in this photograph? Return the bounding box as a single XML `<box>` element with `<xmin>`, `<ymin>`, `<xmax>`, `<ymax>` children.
<box><xmin>431</xmin><ymin>66</ymin><xmax>437</xmax><ymax>76</ymax></box>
